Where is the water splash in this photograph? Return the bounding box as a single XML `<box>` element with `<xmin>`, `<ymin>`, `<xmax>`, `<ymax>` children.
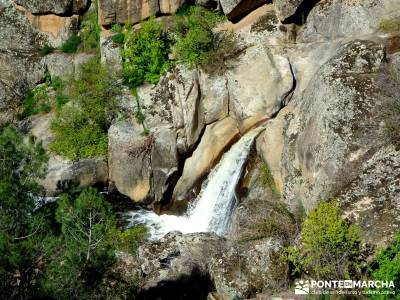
<box><xmin>123</xmin><ymin>127</ymin><xmax>263</xmax><ymax>239</ymax></box>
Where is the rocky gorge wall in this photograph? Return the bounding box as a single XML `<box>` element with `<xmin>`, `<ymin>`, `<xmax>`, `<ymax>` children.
<box><xmin>1</xmin><ymin>0</ymin><xmax>400</xmax><ymax>298</ymax></box>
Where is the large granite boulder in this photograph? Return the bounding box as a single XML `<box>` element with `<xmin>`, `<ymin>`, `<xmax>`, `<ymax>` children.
<box><xmin>136</xmin><ymin>232</ymin><xmax>226</xmax><ymax>291</ymax></box>
<box><xmin>226</xmin><ymin>45</ymin><xmax>294</xmax><ymax>124</ymax></box>
<box><xmin>108</xmin><ymin>122</ymin><xmax>178</xmax><ymax>203</ymax></box>
<box><xmin>22</xmin><ymin>12</ymin><xmax>80</xmax><ymax>47</ymax></box>
<box><xmin>40</xmin><ymin>156</ymin><xmax>108</xmax><ymax>195</ymax></box>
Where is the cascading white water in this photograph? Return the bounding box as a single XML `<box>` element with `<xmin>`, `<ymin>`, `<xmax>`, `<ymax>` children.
<box><xmin>124</xmin><ymin>127</ymin><xmax>264</xmax><ymax>239</ymax></box>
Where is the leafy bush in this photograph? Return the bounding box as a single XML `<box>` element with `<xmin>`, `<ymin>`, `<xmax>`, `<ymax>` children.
<box><xmin>286</xmin><ymin>201</ymin><xmax>361</xmax><ymax>280</ymax></box>
<box><xmin>122</xmin><ymin>17</ymin><xmax>171</xmax><ymax>87</ymax></box>
<box><xmin>261</xmin><ymin>163</ymin><xmax>280</xmax><ymax>197</ymax></box>
<box><xmin>80</xmin><ymin>2</ymin><xmax>100</xmax><ymax>51</ymax></box>
<box><xmin>112</xmin><ymin>23</ymin><xmax>123</xmax><ymax>33</ymax></box>
<box><xmin>115</xmin><ymin>225</ymin><xmax>148</xmax><ymax>254</ymax></box>
<box><xmin>21</xmin><ymin>74</ymin><xmax>66</xmax><ymax>118</ymax></box>
<box><xmin>112</xmin><ymin>32</ymin><xmax>125</xmax><ymax>44</ymax></box>
<box><xmin>172</xmin><ymin>6</ymin><xmax>225</xmax><ymax>68</ymax></box>
<box><xmin>60</xmin><ymin>35</ymin><xmax>82</xmax><ymax>53</ymax></box>
<box><xmin>49</xmin><ymin>58</ymin><xmax>119</xmax><ymax>160</ymax></box>
<box><xmin>369</xmin><ymin>233</ymin><xmax>400</xmax><ymax>299</ymax></box>
<box><xmin>0</xmin><ymin>126</ymin><xmax>49</xmax><ymax>299</ymax></box>
<box><xmin>39</xmin><ymin>45</ymin><xmax>55</xmax><ymax>55</ymax></box>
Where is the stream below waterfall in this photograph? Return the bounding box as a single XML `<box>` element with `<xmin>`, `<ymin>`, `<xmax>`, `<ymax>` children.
<box><xmin>123</xmin><ymin>127</ymin><xmax>264</xmax><ymax>239</ymax></box>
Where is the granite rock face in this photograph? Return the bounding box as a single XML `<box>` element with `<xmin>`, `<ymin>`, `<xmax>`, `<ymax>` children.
<box><xmin>219</xmin><ymin>0</ymin><xmax>266</xmax><ymax>21</ymax></box>
<box><xmin>258</xmin><ymin>39</ymin><xmax>400</xmax><ymax>246</ymax></box>
<box><xmin>98</xmin><ymin>0</ymin><xmax>160</xmax><ymax>26</ymax></box>
<box><xmin>173</xmin><ymin>117</ymin><xmax>240</xmax><ymax>200</ymax></box>
<box><xmin>272</xmin><ymin>0</ymin><xmax>303</xmax><ymax>21</ymax></box>
<box><xmin>0</xmin><ymin>0</ymin><xmax>47</xmax><ymax>123</ymax></box>
<box><xmin>14</xmin><ymin>0</ymin><xmax>89</xmax><ymax>15</ymax></box>
<box><xmin>298</xmin><ymin>0</ymin><xmax>400</xmax><ymax>42</ymax></box>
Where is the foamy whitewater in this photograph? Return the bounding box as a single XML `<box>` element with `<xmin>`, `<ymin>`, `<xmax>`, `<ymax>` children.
<box><xmin>124</xmin><ymin>127</ymin><xmax>264</xmax><ymax>239</ymax></box>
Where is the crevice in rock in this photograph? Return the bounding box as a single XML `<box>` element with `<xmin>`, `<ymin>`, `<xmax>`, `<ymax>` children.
<box><xmin>12</xmin><ymin>0</ymin><xmax>91</xmax><ymax>17</ymax></box>
<box><xmin>281</xmin><ymin>0</ymin><xmax>321</xmax><ymax>25</ymax></box>
<box><xmin>136</xmin><ymin>267</ymin><xmax>215</xmax><ymax>300</ymax></box>
<box><xmin>227</xmin><ymin>0</ymin><xmax>272</xmax><ymax>24</ymax></box>
<box><xmin>281</xmin><ymin>60</ymin><xmax>297</xmax><ymax>106</ymax></box>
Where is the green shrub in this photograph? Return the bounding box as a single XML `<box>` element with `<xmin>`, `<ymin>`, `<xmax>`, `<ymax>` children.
<box><xmin>49</xmin><ymin>58</ymin><xmax>119</xmax><ymax>160</ymax></box>
<box><xmin>369</xmin><ymin>233</ymin><xmax>400</xmax><ymax>299</ymax></box>
<box><xmin>60</xmin><ymin>35</ymin><xmax>82</xmax><ymax>53</ymax></box>
<box><xmin>172</xmin><ymin>6</ymin><xmax>225</xmax><ymax>68</ymax></box>
<box><xmin>22</xmin><ymin>87</ymin><xmax>51</xmax><ymax>118</ymax></box>
<box><xmin>286</xmin><ymin>201</ymin><xmax>361</xmax><ymax>280</ymax></box>
<box><xmin>80</xmin><ymin>2</ymin><xmax>100</xmax><ymax>51</ymax></box>
<box><xmin>21</xmin><ymin>75</ymin><xmax>65</xmax><ymax>118</ymax></box>
<box><xmin>122</xmin><ymin>17</ymin><xmax>171</xmax><ymax>87</ymax></box>
<box><xmin>39</xmin><ymin>45</ymin><xmax>55</xmax><ymax>56</ymax></box>
<box><xmin>131</xmin><ymin>88</ymin><xmax>149</xmax><ymax>135</ymax></box>
<box><xmin>40</xmin><ymin>188</ymin><xmax>148</xmax><ymax>299</ymax></box>
<box><xmin>261</xmin><ymin>163</ymin><xmax>280</xmax><ymax>197</ymax></box>
<box><xmin>112</xmin><ymin>23</ymin><xmax>123</xmax><ymax>33</ymax></box>
<box><xmin>115</xmin><ymin>226</ymin><xmax>148</xmax><ymax>254</ymax></box>
<box><xmin>112</xmin><ymin>32</ymin><xmax>125</xmax><ymax>44</ymax></box>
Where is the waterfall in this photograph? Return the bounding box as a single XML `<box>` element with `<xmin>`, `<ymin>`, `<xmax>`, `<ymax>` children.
<box><xmin>124</xmin><ymin>127</ymin><xmax>264</xmax><ymax>239</ymax></box>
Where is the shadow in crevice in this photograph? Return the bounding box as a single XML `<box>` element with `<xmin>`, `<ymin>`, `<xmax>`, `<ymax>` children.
<box><xmin>136</xmin><ymin>267</ymin><xmax>215</xmax><ymax>300</ymax></box>
<box><xmin>282</xmin><ymin>0</ymin><xmax>321</xmax><ymax>25</ymax></box>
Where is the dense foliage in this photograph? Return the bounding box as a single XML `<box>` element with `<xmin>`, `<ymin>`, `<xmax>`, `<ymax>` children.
<box><xmin>60</xmin><ymin>35</ymin><xmax>82</xmax><ymax>53</ymax></box>
<box><xmin>49</xmin><ymin>58</ymin><xmax>119</xmax><ymax>160</ymax></box>
<box><xmin>0</xmin><ymin>127</ymin><xmax>49</xmax><ymax>299</ymax></box>
<box><xmin>286</xmin><ymin>201</ymin><xmax>361</xmax><ymax>280</ymax></box>
<box><xmin>122</xmin><ymin>17</ymin><xmax>171</xmax><ymax>87</ymax></box>
<box><xmin>370</xmin><ymin>233</ymin><xmax>400</xmax><ymax>299</ymax></box>
<box><xmin>80</xmin><ymin>1</ymin><xmax>101</xmax><ymax>52</ymax></box>
<box><xmin>21</xmin><ymin>74</ymin><xmax>66</xmax><ymax>118</ymax></box>
<box><xmin>172</xmin><ymin>6</ymin><xmax>225</xmax><ymax>68</ymax></box>
<box><xmin>41</xmin><ymin>189</ymin><xmax>147</xmax><ymax>299</ymax></box>
<box><xmin>121</xmin><ymin>6</ymin><xmax>231</xmax><ymax>87</ymax></box>
<box><xmin>0</xmin><ymin>130</ymin><xmax>148</xmax><ymax>298</ymax></box>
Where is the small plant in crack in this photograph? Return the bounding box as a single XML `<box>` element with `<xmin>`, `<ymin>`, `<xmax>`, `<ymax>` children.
<box><xmin>132</xmin><ymin>88</ymin><xmax>149</xmax><ymax>136</ymax></box>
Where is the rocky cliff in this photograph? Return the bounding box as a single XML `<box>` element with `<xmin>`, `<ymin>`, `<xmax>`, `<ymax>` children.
<box><xmin>1</xmin><ymin>0</ymin><xmax>400</xmax><ymax>299</ymax></box>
